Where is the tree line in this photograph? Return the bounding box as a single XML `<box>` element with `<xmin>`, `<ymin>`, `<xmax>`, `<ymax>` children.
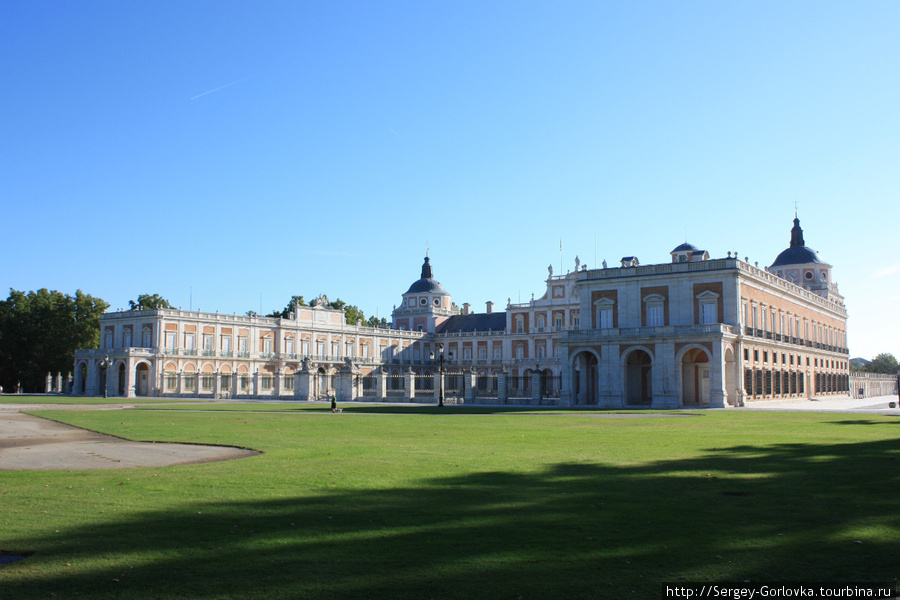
<box><xmin>0</xmin><ymin>289</ymin><xmax>385</xmax><ymax>393</ymax></box>
<box><xmin>850</xmin><ymin>353</ymin><xmax>899</xmax><ymax>375</ymax></box>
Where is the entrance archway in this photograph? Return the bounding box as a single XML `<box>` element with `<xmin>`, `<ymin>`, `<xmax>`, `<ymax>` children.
<box><xmin>135</xmin><ymin>363</ymin><xmax>150</xmax><ymax>396</ymax></box>
<box><xmin>571</xmin><ymin>351</ymin><xmax>598</xmax><ymax>405</ymax></box>
<box><xmin>625</xmin><ymin>349</ymin><xmax>652</xmax><ymax>405</ymax></box>
<box><xmin>680</xmin><ymin>348</ymin><xmax>710</xmax><ymax>406</ymax></box>
<box><xmin>117</xmin><ymin>363</ymin><xmax>126</xmax><ymax>396</ymax></box>
<box><xmin>79</xmin><ymin>363</ymin><xmax>87</xmax><ymax>394</ymax></box>
<box><xmin>724</xmin><ymin>347</ymin><xmax>736</xmax><ymax>405</ymax></box>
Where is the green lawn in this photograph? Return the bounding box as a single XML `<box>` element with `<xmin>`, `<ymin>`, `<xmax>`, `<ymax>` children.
<box><xmin>1</xmin><ymin>408</ymin><xmax>897</xmax><ymax>599</ymax></box>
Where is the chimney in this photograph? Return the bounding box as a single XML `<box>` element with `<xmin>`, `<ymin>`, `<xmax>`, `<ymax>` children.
<box><xmin>486</xmin><ymin>301</ymin><xmax>494</xmax><ymax>314</ymax></box>
<box><xmin>463</xmin><ymin>302</ymin><xmax>471</xmax><ymax>315</ymax></box>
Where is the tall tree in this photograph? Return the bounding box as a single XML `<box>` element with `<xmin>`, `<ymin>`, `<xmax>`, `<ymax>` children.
<box><xmin>129</xmin><ymin>293</ymin><xmax>173</xmax><ymax>310</ymax></box>
<box><xmin>0</xmin><ymin>289</ymin><xmax>108</xmax><ymax>392</ymax></box>
<box><xmin>867</xmin><ymin>353</ymin><xmax>898</xmax><ymax>375</ymax></box>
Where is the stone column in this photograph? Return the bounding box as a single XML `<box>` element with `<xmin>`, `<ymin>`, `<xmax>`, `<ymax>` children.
<box><xmin>531</xmin><ymin>370</ymin><xmax>542</xmax><ymax>404</ymax></box>
<box><xmin>194</xmin><ymin>369</ymin><xmax>201</xmax><ymax>397</ymax></box>
<box><xmin>56</xmin><ymin>373</ymin><xmax>63</xmax><ymax>394</ymax></box>
<box><xmin>253</xmin><ymin>370</ymin><xmax>260</xmax><ymax>398</ymax></box>
<box><xmin>338</xmin><ymin>363</ymin><xmax>357</xmax><ymax>402</ymax></box>
<box><xmin>177</xmin><ymin>371</ymin><xmax>184</xmax><ymax>396</ymax></box>
<box><xmin>232</xmin><ymin>372</ymin><xmax>239</xmax><ymax>399</ymax></box>
<box><xmin>45</xmin><ymin>372</ymin><xmax>53</xmax><ymax>393</ymax></box>
<box><xmin>498</xmin><ymin>370</ymin><xmax>509</xmax><ymax>404</ymax></box>
<box><xmin>213</xmin><ymin>370</ymin><xmax>221</xmax><ymax>398</ymax></box>
<box><xmin>559</xmin><ymin>360</ymin><xmax>573</xmax><ymax>407</ymax></box>
<box><xmin>464</xmin><ymin>369</ymin><xmax>475</xmax><ymax>404</ymax></box>
<box><xmin>125</xmin><ymin>359</ymin><xmax>136</xmax><ymax>398</ymax></box>
<box><xmin>274</xmin><ymin>368</ymin><xmax>282</xmax><ymax>398</ymax></box>
<box><xmin>404</xmin><ymin>368</ymin><xmax>415</xmax><ymax>402</ymax></box>
<box><xmin>377</xmin><ymin>369</ymin><xmax>387</xmax><ymax>401</ymax></box>
<box><xmin>708</xmin><ymin>342</ymin><xmax>727</xmax><ymax>408</ymax></box>
<box><xmin>293</xmin><ymin>372</ymin><xmax>302</xmax><ymax>400</ymax></box>
<box><xmin>651</xmin><ymin>342</ymin><xmax>679</xmax><ymax>409</ymax></box>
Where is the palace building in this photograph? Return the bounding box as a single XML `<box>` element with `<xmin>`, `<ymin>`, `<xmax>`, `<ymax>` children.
<box><xmin>72</xmin><ymin>217</ymin><xmax>850</xmax><ymax>407</ymax></box>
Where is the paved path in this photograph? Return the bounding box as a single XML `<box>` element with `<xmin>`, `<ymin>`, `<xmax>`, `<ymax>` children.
<box><xmin>736</xmin><ymin>394</ymin><xmax>900</xmax><ymax>414</ymax></box>
<box><xmin>0</xmin><ymin>408</ymin><xmax>258</xmax><ymax>471</ymax></box>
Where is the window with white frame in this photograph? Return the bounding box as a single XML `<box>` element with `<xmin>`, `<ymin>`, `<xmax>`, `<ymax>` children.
<box><xmin>142</xmin><ymin>327</ymin><xmax>152</xmax><ymax>348</ymax></box>
<box><xmin>536</xmin><ymin>316</ymin><xmax>545</xmax><ymax>333</ymax></box>
<box><xmin>644</xmin><ymin>295</ymin><xmax>665</xmax><ymax>327</ymax></box>
<box><xmin>221</xmin><ymin>336</ymin><xmax>232</xmax><ymax>353</ymax></box>
<box><xmin>463</xmin><ymin>348</ymin><xmax>472</xmax><ymax>360</ymax></box>
<box><xmin>123</xmin><ymin>328</ymin><xmax>133</xmax><ymax>347</ymax></box>
<box><xmin>516</xmin><ymin>345</ymin><xmax>524</xmax><ymax>359</ymax></box>
<box><xmin>184</xmin><ymin>333</ymin><xmax>195</xmax><ymax>350</ymax></box>
<box><xmin>515</xmin><ymin>315</ymin><xmax>525</xmax><ymax>334</ymax></box>
<box><xmin>347</xmin><ymin>341</ymin><xmax>355</xmax><ymax>357</ymax></box>
<box><xmin>165</xmin><ymin>332</ymin><xmax>176</xmax><ymax>350</ymax></box>
<box><xmin>493</xmin><ymin>347</ymin><xmax>501</xmax><ymax>360</ymax></box>
<box><xmin>537</xmin><ymin>345</ymin><xmax>545</xmax><ymax>359</ymax></box>
<box><xmin>478</xmin><ymin>347</ymin><xmax>487</xmax><ymax>360</ymax></box>
<box><xmin>105</xmin><ymin>330</ymin><xmax>114</xmax><ymax>349</ymax></box>
<box><xmin>203</xmin><ymin>334</ymin><xmax>214</xmax><ymax>351</ymax></box>
<box><xmin>263</xmin><ymin>338</ymin><xmax>272</xmax><ymax>354</ymax></box>
<box><xmin>285</xmin><ymin>338</ymin><xmax>295</xmax><ymax>355</ymax></box>
<box><xmin>697</xmin><ymin>291</ymin><xmax>719</xmax><ymax>325</ymax></box>
<box><xmin>594</xmin><ymin>298</ymin><xmax>615</xmax><ymax>329</ymax></box>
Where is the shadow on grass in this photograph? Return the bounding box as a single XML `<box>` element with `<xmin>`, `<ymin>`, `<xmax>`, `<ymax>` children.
<box><xmin>2</xmin><ymin>440</ymin><xmax>898</xmax><ymax>600</ymax></box>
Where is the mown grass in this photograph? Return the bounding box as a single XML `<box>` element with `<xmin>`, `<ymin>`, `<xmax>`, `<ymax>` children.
<box><xmin>1</xmin><ymin>408</ymin><xmax>897</xmax><ymax>599</ymax></box>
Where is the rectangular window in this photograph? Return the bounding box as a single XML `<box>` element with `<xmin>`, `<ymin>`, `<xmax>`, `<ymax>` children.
<box><xmin>142</xmin><ymin>329</ymin><xmax>152</xmax><ymax>347</ymax></box>
<box><xmin>284</xmin><ymin>376</ymin><xmax>294</xmax><ymax>391</ymax></box>
<box><xmin>599</xmin><ymin>308</ymin><xmax>613</xmax><ymax>329</ymax></box>
<box><xmin>700</xmin><ymin>303</ymin><xmax>716</xmax><ymax>325</ymax></box>
<box><xmin>238</xmin><ymin>337</ymin><xmax>248</xmax><ymax>353</ymax></box>
<box><xmin>184</xmin><ymin>334</ymin><xmax>195</xmax><ymax>350</ymax></box>
<box><xmin>493</xmin><ymin>347</ymin><xmax>501</xmax><ymax>360</ymax></box>
<box><xmin>123</xmin><ymin>329</ymin><xmax>133</xmax><ymax>347</ymax></box>
<box><xmin>263</xmin><ymin>339</ymin><xmax>272</xmax><ymax>354</ymax></box>
<box><xmin>184</xmin><ymin>373</ymin><xmax>196</xmax><ymax>389</ymax></box>
<box><xmin>261</xmin><ymin>375</ymin><xmax>273</xmax><ymax>390</ymax></box>
<box><xmin>221</xmin><ymin>336</ymin><xmax>232</xmax><ymax>353</ymax></box>
<box><xmin>201</xmin><ymin>374</ymin><xmax>214</xmax><ymax>390</ymax></box>
<box><xmin>477</xmin><ymin>347</ymin><xmax>486</xmax><ymax>360</ymax></box>
<box><xmin>165</xmin><ymin>332</ymin><xmax>176</xmax><ymax>350</ymax></box>
<box><xmin>203</xmin><ymin>335</ymin><xmax>214</xmax><ymax>350</ymax></box>
<box><xmin>516</xmin><ymin>346</ymin><xmax>524</xmax><ymax>359</ymax></box>
<box><xmin>463</xmin><ymin>348</ymin><xmax>472</xmax><ymax>360</ymax></box>
<box><xmin>165</xmin><ymin>374</ymin><xmax>177</xmax><ymax>391</ymax></box>
<box><xmin>647</xmin><ymin>305</ymin><xmax>663</xmax><ymax>327</ymax></box>
<box><xmin>554</xmin><ymin>317</ymin><xmax>563</xmax><ymax>329</ymax></box>
<box><xmin>285</xmin><ymin>340</ymin><xmax>295</xmax><ymax>354</ymax></box>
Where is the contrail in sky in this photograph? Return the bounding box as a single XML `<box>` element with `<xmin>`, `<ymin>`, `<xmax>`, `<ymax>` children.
<box><xmin>190</xmin><ymin>78</ymin><xmax>247</xmax><ymax>100</ymax></box>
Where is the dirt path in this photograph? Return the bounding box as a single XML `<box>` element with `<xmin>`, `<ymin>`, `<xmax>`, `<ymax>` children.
<box><xmin>0</xmin><ymin>408</ymin><xmax>258</xmax><ymax>471</ymax></box>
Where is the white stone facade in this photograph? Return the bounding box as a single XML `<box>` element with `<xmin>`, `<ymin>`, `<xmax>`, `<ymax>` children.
<box><xmin>73</xmin><ymin>219</ymin><xmax>850</xmax><ymax>407</ymax></box>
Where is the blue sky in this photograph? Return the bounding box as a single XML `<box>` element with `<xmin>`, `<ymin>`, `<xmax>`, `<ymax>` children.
<box><xmin>2</xmin><ymin>1</ymin><xmax>897</xmax><ymax>360</ymax></box>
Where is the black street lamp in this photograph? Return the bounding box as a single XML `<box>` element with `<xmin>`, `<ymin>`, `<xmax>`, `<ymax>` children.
<box><xmin>99</xmin><ymin>355</ymin><xmax>110</xmax><ymax>398</ymax></box>
<box><xmin>429</xmin><ymin>344</ymin><xmax>453</xmax><ymax>407</ymax></box>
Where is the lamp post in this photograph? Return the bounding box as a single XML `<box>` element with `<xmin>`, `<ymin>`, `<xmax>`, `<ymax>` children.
<box><xmin>99</xmin><ymin>355</ymin><xmax>110</xmax><ymax>398</ymax></box>
<box><xmin>429</xmin><ymin>344</ymin><xmax>453</xmax><ymax>407</ymax></box>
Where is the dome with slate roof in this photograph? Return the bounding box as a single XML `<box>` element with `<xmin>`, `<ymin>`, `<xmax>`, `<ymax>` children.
<box><xmin>672</xmin><ymin>242</ymin><xmax>699</xmax><ymax>253</ymax></box>
<box><xmin>405</xmin><ymin>256</ymin><xmax>448</xmax><ymax>294</ymax></box>
<box><xmin>770</xmin><ymin>217</ymin><xmax>825</xmax><ymax>268</ymax></box>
